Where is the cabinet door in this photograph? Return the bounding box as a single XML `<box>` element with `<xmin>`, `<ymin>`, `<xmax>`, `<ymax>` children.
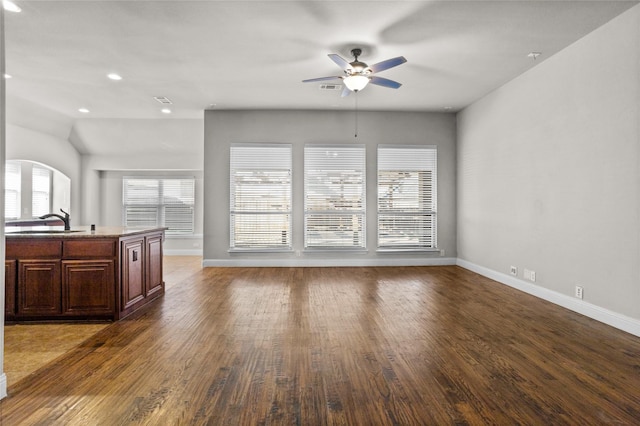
<box><xmin>18</xmin><ymin>260</ymin><xmax>62</xmax><ymax>315</ymax></box>
<box><xmin>5</xmin><ymin>260</ymin><xmax>16</xmax><ymax>317</ymax></box>
<box><xmin>122</xmin><ymin>238</ymin><xmax>145</xmax><ymax>310</ymax></box>
<box><xmin>146</xmin><ymin>233</ymin><xmax>164</xmax><ymax>297</ymax></box>
<box><xmin>62</xmin><ymin>260</ymin><xmax>115</xmax><ymax>316</ymax></box>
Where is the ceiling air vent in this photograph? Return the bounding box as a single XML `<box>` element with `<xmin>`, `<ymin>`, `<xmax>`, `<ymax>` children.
<box><xmin>319</xmin><ymin>84</ymin><xmax>342</xmax><ymax>91</ymax></box>
<box><xmin>153</xmin><ymin>96</ymin><xmax>173</xmax><ymax>105</ymax></box>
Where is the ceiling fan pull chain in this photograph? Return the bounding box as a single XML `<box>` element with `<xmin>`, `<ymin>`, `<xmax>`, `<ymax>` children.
<box><xmin>354</xmin><ymin>92</ymin><xmax>359</xmax><ymax>138</ymax></box>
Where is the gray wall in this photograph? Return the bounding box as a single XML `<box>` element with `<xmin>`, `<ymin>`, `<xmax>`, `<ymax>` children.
<box><xmin>203</xmin><ymin>109</ymin><xmax>456</xmax><ymax>266</ymax></box>
<box><xmin>457</xmin><ymin>6</ymin><xmax>640</xmax><ymax>326</ymax></box>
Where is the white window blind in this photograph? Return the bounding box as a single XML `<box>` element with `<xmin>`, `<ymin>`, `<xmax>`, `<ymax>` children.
<box><xmin>32</xmin><ymin>164</ymin><xmax>52</xmax><ymax>218</ymax></box>
<box><xmin>230</xmin><ymin>144</ymin><xmax>292</xmax><ymax>250</ymax></box>
<box><xmin>5</xmin><ymin>161</ymin><xmax>21</xmax><ymax>220</ymax></box>
<box><xmin>377</xmin><ymin>145</ymin><xmax>437</xmax><ymax>250</ymax></box>
<box><xmin>123</xmin><ymin>177</ymin><xmax>195</xmax><ymax>236</ymax></box>
<box><xmin>304</xmin><ymin>145</ymin><xmax>366</xmax><ymax>249</ymax></box>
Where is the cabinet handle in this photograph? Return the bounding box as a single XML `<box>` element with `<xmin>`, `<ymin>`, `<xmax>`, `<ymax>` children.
<box><xmin>133</xmin><ymin>250</ymin><xmax>138</xmax><ymax>262</ymax></box>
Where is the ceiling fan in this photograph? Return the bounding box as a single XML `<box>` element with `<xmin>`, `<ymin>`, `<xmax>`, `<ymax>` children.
<box><xmin>303</xmin><ymin>48</ymin><xmax>407</xmax><ymax>96</ymax></box>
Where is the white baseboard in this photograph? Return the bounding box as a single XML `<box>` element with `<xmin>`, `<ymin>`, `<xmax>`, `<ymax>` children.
<box><xmin>203</xmin><ymin>257</ymin><xmax>458</xmax><ymax>268</ymax></box>
<box><xmin>0</xmin><ymin>373</ymin><xmax>6</xmax><ymax>400</ymax></box>
<box><xmin>457</xmin><ymin>258</ymin><xmax>640</xmax><ymax>338</ymax></box>
<box><xmin>164</xmin><ymin>249</ymin><xmax>203</xmax><ymax>256</ymax></box>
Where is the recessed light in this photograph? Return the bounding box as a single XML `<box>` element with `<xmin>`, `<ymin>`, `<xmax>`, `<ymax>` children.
<box><xmin>107</xmin><ymin>73</ymin><xmax>122</xmax><ymax>81</ymax></box>
<box><xmin>3</xmin><ymin>1</ymin><xmax>22</xmax><ymax>13</ymax></box>
<box><xmin>3</xmin><ymin>73</ymin><xmax>12</xmax><ymax>79</ymax></box>
<box><xmin>161</xmin><ymin>108</ymin><xmax>172</xmax><ymax>114</ymax></box>
<box><xmin>78</xmin><ymin>108</ymin><xmax>90</xmax><ymax>113</ymax></box>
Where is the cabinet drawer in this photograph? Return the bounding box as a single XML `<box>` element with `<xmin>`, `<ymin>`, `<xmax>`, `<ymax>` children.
<box><xmin>6</xmin><ymin>240</ymin><xmax>62</xmax><ymax>259</ymax></box>
<box><xmin>63</xmin><ymin>239</ymin><xmax>116</xmax><ymax>258</ymax></box>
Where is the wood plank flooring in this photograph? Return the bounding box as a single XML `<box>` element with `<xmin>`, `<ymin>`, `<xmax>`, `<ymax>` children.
<box><xmin>4</xmin><ymin>322</ymin><xmax>108</xmax><ymax>384</ymax></box>
<box><xmin>1</xmin><ymin>258</ymin><xmax>640</xmax><ymax>424</ymax></box>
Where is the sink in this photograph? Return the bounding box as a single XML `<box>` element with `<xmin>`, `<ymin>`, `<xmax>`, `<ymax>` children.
<box><xmin>7</xmin><ymin>230</ymin><xmax>84</xmax><ymax>234</ymax></box>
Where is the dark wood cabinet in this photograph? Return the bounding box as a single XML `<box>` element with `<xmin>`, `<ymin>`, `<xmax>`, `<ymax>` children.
<box><xmin>17</xmin><ymin>260</ymin><xmax>62</xmax><ymax>316</ymax></box>
<box><xmin>5</xmin><ymin>228</ymin><xmax>165</xmax><ymax>321</ymax></box>
<box><xmin>146</xmin><ymin>233</ymin><xmax>164</xmax><ymax>298</ymax></box>
<box><xmin>120</xmin><ymin>233</ymin><xmax>165</xmax><ymax>318</ymax></box>
<box><xmin>5</xmin><ymin>260</ymin><xmax>16</xmax><ymax>317</ymax></box>
<box><xmin>122</xmin><ymin>237</ymin><xmax>145</xmax><ymax>310</ymax></box>
<box><xmin>62</xmin><ymin>260</ymin><xmax>115</xmax><ymax>316</ymax></box>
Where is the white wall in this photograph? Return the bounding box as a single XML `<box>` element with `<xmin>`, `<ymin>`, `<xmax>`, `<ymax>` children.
<box><xmin>203</xmin><ymin>109</ymin><xmax>457</xmax><ymax>266</ymax></box>
<box><xmin>77</xmin><ymin>119</ymin><xmax>204</xmax><ymax>253</ymax></box>
<box><xmin>76</xmin><ymin>119</ymin><xmax>203</xmax><ymax>226</ymax></box>
<box><xmin>457</xmin><ymin>6</ymin><xmax>640</xmax><ymax>331</ymax></box>
<box><xmin>6</xmin><ymin>124</ymin><xmax>81</xmax><ymax>221</ymax></box>
<box><xmin>0</xmin><ymin>6</ymin><xmax>7</xmax><ymax>400</ymax></box>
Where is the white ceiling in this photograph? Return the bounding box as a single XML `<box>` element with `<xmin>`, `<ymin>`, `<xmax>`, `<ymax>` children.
<box><xmin>3</xmin><ymin>1</ymin><xmax>638</xmax><ymax>130</ymax></box>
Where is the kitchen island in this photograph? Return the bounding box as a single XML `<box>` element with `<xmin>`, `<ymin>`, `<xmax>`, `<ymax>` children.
<box><xmin>5</xmin><ymin>226</ymin><xmax>166</xmax><ymax>322</ymax></box>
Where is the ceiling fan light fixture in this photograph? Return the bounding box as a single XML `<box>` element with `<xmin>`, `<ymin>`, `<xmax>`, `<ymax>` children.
<box><xmin>344</xmin><ymin>75</ymin><xmax>369</xmax><ymax>92</ymax></box>
<box><xmin>3</xmin><ymin>0</ymin><xmax>21</xmax><ymax>13</ymax></box>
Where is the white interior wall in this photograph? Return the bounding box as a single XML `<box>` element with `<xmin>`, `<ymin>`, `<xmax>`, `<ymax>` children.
<box><xmin>6</xmin><ymin>124</ymin><xmax>81</xmax><ymax>221</ymax></box>
<box><xmin>203</xmin><ymin>109</ymin><xmax>457</xmax><ymax>266</ymax></box>
<box><xmin>77</xmin><ymin>119</ymin><xmax>204</xmax><ymax>228</ymax></box>
<box><xmin>457</xmin><ymin>5</ymin><xmax>640</xmax><ymax>333</ymax></box>
<box><xmin>1</xmin><ymin>5</ymin><xmax>7</xmax><ymax>399</ymax></box>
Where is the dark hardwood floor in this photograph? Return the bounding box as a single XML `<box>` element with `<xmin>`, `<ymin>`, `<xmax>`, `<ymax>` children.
<box><xmin>1</xmin><ymin>258</ymin><xmax>639</xmax><ymax>424</ymax></box>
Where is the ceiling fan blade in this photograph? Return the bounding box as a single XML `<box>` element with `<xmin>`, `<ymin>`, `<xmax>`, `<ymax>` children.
<box><xmin>369</xmin><ymin>56</ymin><xmax>407</xmax><ymax>73</ymax></box>
<box><xmin>341</xmin><ymin>86</ymin><xmax>352</xmax><ymax>97</ymax></box>
<box><xmin>302</xmin><ymin>76</ymin><xmax>343</xmax><ymax>83</ymax></box>
<box><xmin>369</xmin><ymin>76</ymin><xmax>402</xmax><ymax>89</ymax></box>
<box><xmin>328</xmin><ymin>53</ymin><xmax>353</xmax><ymax>70</ymax></box>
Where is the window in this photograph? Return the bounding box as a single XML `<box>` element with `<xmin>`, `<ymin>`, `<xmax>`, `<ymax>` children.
<box><xmin>377</xmin><ymin>145</ymin><xmax>437</xmax><ymax>250</ymax></box>
<box><xmin>5</xmin><ymin>162</ymin><xmax>21</xmax><ymax>219</ymax></box>
<box><xmin>123</xmin><ymin>177</ymin><xmax>195</xmax><ymax>236</ymax></box>
<box><xmin>230</xmin><ymin>144</ymin><xmax>292</xmax><ymax>250</ymax></box>
<box><xmin>32</xmin><ymin>164</ymin><xmax>52</xmax><ymax>218</ymax></box>
<box><xmin>304</xmin><ymin>145</ymin><xmax>366</xmax><ymax>249</ymax></box>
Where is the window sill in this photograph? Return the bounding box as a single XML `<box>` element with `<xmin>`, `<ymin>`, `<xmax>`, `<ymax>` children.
<box><xmin>228</xmin><ymin>248</ymin><xmax>293</xmax><ymax>253</ymax></box>
<box><xmin>304</xmin><ymin>248</ymin><xmax>369</xmax><ymax>253</ymax></box>
<box><xmin>376</xmin><ymin>248</ymin><xmax>440</xmax><ymax>253</ymax></box>
<box><xmin>166</xmin><ymin>233</ymin><xmax>202</xmax><ymax>239</ymax></box>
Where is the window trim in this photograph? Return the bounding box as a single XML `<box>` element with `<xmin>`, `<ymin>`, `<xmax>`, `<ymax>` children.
<box><xmin>122</xmin><ymin>176</ymin><xmax>196</xmax><ymax>237</ymax></box>
<box><xmin>376</xmin><ymin>144</ymin><xmax>438</xmax><ymax>252</ymax></box>
<box><xmin>5</xmin><ymin>161</ymin><xmax>21</xmax><ymax>220</ymax></box>
<box><xmin>229</xmin><ymin>143</ymin><xmax>293</xmax><ymax>252</ymax></box>
<box><xmin>304</xmin><ymin>144</ymin><xmax>367</xmax><ymax>250</ymax></box>
<box><xmin>32</xmin><ymin>164</ymin><xmax>52</xmax><ymax>218</ymax></box>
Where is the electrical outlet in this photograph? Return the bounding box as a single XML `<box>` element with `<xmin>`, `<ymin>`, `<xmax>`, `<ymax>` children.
<box><xmin>575</xmin><ymin>286</ymin><xmax>584</xmax><ymax>299</ymax></box>
<box><xmin>524</xmin><ymin>269</ymin><xmax>536</xmax><ymax>282</ymax></box>
<box><xmin>439</xmin><ymin>249</ymin><xmax>445</xmax><ymax>257</ymax></box>
<box><xmin>510</xmin><ymin>266</ymin><xmax>518</xmax><ymax>276</ymax></box>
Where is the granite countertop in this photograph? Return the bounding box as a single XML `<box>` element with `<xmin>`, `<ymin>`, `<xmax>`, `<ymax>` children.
<box><xmin>5</xmin><ymin>226</ymin><xmax>168</xmax><ymax>238</ymax></box>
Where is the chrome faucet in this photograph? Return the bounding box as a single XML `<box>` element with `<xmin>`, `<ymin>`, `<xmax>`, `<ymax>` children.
<box><xmin>39</xmin><ymin>209</ymin><xmax>71</xmax><ymax>231</ymax></box>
